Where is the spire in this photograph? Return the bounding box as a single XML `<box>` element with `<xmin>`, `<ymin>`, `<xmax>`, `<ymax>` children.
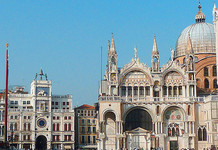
<box><xmin>195</xmin><ymin>1</ymin><xmax>206</xmax><ymax>23</ymax></box>
<box><xmin>111</xmin><ymin>33</ymin><xmax>115</xmax><ymax>49</ymax></box>
<box><xmin>152</xmin><ymin>34</ymin><xmax>159</xmax><ymax>55</ymax></box>
<box><xmin>109</xmin><ymin>33</ymin><xmax>116</xmax><ymax>54</ymax></box>
<box><xmin>214</xmin><ymin>3</ymin><xmax>217</xmax><ymax>11</ymax></box>
<box><xmin>187</xmin><ymin>34</ymin><xmax>193</xmax><ymax>54</ymax></box>
<box><xmin>213</xmin><ymin>3</ymin><xmax>217</xmax><ymax>22</ymax></box>
<box><xmin>134</xmin><ymin>46</ymin><xmax>137</xmax><ymax>60</ymax></box>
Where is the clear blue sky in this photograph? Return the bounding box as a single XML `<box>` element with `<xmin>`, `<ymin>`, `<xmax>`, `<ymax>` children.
<box><xmin>0</xmin><ymin>0</ymin><xmax>215</xmax><ymax>106</ymax></box>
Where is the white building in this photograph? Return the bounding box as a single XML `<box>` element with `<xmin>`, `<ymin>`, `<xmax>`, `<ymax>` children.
<box><xmin>98</xmin><ymin>2</ymin><xmax>218</xmax><ymax>150</ymax></box>
<box><xmin>7</xmin><ymin>69</ymin><xmax>75</xmax><ymax>150</ymax></box>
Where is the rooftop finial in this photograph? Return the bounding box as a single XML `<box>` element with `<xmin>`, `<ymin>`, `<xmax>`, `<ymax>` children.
<box><xmin>195</xmin><ymin>0</ymin><xmax>205</xmax><ymax>23</ymax></box>
<box><xmin>134</xmin><ymin>46</ymin><xmax>137</xmax><ymax>60</ymax></box>
<box><xmin>198</xmin><ymin>0</ymin><xmax>201</xmax><ymax>10</ymax></box>
<box><xmin>152</xmin><ymin>34</ymin><xmax>159</xmax><ymax>55</ymax></box>
<box><xmin>110</xmin><ymin>33</ymin><xmax>116</xmax><ymax>51</ymax></box>
<box><xmin>34</xmin><ymin>68</ymin><xmax>48</xmax><ymax>80</ymax></box>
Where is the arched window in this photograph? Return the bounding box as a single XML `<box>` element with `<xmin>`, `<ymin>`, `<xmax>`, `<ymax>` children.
<box><xmin>213</xmin><ymin>66</ymin><xmax>217</xmax><ymax>76</ymax></box>
<box><xmin>57</xmin><ymin>123</ymin><xmax>59</xmax><ymax>131</ymax></box>
<box><xmin>205</xmin><ymin>79</ymin><xmax>209</xmax><ymax>89</ymax></box>
<box><xmin>156</xmin><ymin>106</ymin><xmax>160</xmax><ymax>116</ymax></box>
<box><xmin>53</xmin><ymin>124</ymin><xmax>55</xmax><ymax>131</ymax></box>
<box><xmin>172</xmin><ymin>128</ymin><xmax>175</xmax><ymax>136</ymax></box>
<box><xmin>169</xmin><ymin>86</ymin><xmax>172</xmax><ymax>96</ymax></box>
<box><xmin>204</xmin><ymin>67</ymin><xmax>208</xmax><ymax>76</ymax></box>
<box><xmin>198</xmin><ymin>128</ymin><xmax>202</xmax><ymax>141</ymax></box>
<box><xmin>64</xmin><ymin>123</ymin><xmax>67</xmax><ymax>131</ymax></box>
<box><xmin>176</xmin><ymin>128</ymin><xmax>180</xmax><ymax>136</ymax></box>
<box><xmin>188</xmin><ymin>105</ymin><xmax>191</xmax><ymax>116</ymax></box>
<box><xmin>213</xmin><ymin>79</ymin><xmax>217</xmax><ymax>88</ymax></box>
<box><xmin>15</xmin><ymin>123</ymin><xmax>17</xmax><ymax>131</ymax></box>
<box><xmin>173</xmin><ymin>86</ymin><xmax>177</xmax><ymax>96</ymax></box>
<box><xmin>68</xmin><ymin>123</ymin><xmax>71</xmax><ymax>131</ymax></box>
<box><xmin>203</xmin><ymin>127</ymin><xmax>207</xmax><ymax>141</ymax></box>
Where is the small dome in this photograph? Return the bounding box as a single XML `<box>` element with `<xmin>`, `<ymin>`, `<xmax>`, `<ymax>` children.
<box><xmin>175</xmin><ymin>3</ymin><xmax>216</xmax><ymax>57</ymax></box>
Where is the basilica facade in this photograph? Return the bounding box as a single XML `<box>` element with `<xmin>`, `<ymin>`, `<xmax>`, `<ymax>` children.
<box><xmin>98</xmin><ymin>2</ymin><xmax>218</xmax><ymax>150</ymax></box>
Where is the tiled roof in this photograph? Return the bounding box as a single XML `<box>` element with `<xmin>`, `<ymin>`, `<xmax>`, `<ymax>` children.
<box><xmin>76</xmin><ymin>104</ymin><xmax>95</xmax><ymax>110</ymax></box>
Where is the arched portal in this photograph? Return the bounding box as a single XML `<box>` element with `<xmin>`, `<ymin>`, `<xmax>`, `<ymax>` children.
<box><xmin>35</xmin><ymin>135</ymin><xmax>47</xmax><ymax>150</ymax></box>
<box><xmin>124</xmin><ymin>109</ymin><xmax>152</xmax><ymax>131</ymax></box>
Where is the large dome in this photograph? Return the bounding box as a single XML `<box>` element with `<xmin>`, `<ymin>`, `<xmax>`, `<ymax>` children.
<box><xmin>175</xmin><ymin>3</ymin><xmax>216</xmax><ymax>57</ymax></box>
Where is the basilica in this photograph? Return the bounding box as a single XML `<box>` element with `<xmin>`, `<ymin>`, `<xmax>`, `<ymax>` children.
<box><xmin>98</xmin><ymin>2</ymin><xmax>218</xmax><ymax>150</ymax></box>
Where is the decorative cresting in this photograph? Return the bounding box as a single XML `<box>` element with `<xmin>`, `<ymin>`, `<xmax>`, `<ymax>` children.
<box><xmin>175</xmin><ymin>2</ymin><xmax>215</xmax><ymax>57</ymax></box>
<box><xmin>195</xmin><ymin>1</ymin><xmax>205</xmax><ymax>23</ymax></box>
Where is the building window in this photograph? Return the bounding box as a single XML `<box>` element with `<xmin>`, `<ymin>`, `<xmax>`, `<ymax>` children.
<box><xmin>81</xmin><ymin>127</ymin><xmax>85</xmax><ymax>133</ymax></box>
<box><xmin>128</xmin><ymin>87</ymin><xmax>132</xmax><ymax>96</ymax></box>
<box><xmin>52</xmin><ymin>102</ymin><xmax>54</xmax><ymax>105</ymax></box>
<box><xmin>198</xmin><ymin>127</ymin><xmax>207</xmax><ymax>141</ymax></box>
<box><xmin>213</xmin><ymin>66</ymin><xmax>217</xmax><ymax>76</ymax></box>
<box><xmin>27</xmin><ymin>101</ymin><xmax>30</xmax><ymax>104</ymax></box>
<box><xmin>93</xmin><ymin>127</ymin><xmax>96</xmax><ymax>133</ymax></box>
<box><xmin>179</xmin><ymin>86</ymin><xmax>182</xmax><ymax>95</ymax></box>
<box><xmin>57</xmin><ymin>123</ymin><xmax>59</xmax><ymax>131</ymax></box>
<box><xmin>121</xmin><ymin>86</ymin><xmax>126</xmax><ymax>96</ymax></box>
<box><xmin>64</xmin><ymin>124</ymin><xmax>67</xmax><ymax>131</ymax></box>
<box><xmin>10</xmin><ymin>116</ymin><xmax>13</xmax><ymax>119</ymax></box>
<box><xmin>68</xmin><ymin>124</ymin><xmax>71</xmax><ymax>131</ymax></box>
<box><xmin>81</xmin><ymin>136</ymin><xmax>85</xmax><ymax>144</ymax></box>
<box><xmin>163</xmin><ymin>86</ymin><xmax>167</xmax><ymax>96</ymax></box>
<box><xmin>87</xmin><ymin>119</ymin><xmax>90</xmax><ymax>125</ymax></box>
<box><xmin>168</xmin><ymin>86</ymin><xmax>172</xmax><ymax>96</ymax></box>
<box><xmin>93</xmin><ymin>136</ymin><xmax>96</xmax><ymax>144</ymax></box>
<box><xmin>23</xmin><ymin>101</ymin><xmax>26</xmax><ymax>104</ymax></box>
<box><xmin>88</xmin><ymin>127</ymin><xmax>91</xmax><ymax>133</ymax></box>
<box><xmin>15</xmin><ymin>116</ymin><xmax>18</xmax><ymax>119</ymax></box>
<box><xmin>213</xmin><ymin>79</ymin><xmax>218</xmax><ymax>88</ymax></box>
<box><xmin>57</xmin><ymin>116</ymin><xmax>60</xmax><ymax>120</ymax></box>
<box><xmin>63</xmin><ymin>102</ymin><xmax>65</xmax><ymax>105</ymax></box>
<box><xmin>53</xmin><ymin>124</ymin><xmax>55</xmax><ymax>131</ymax></box>
<box><xmin>81</xmin><ymin>119</ymin><xmax>85</xmax><ymax>125</ymax></box>
<box><xmin>28</xmin><ymin>116</ymin><xmax>31</xmax><ymax>119</ymax></box>
<box><xmin>67</xmin><ymin>102</ymin><xmax>69</xmax><ymax>105</ymax></box>
<box><xmin>188</xmin><ymin>105</ymin><xmax>191</xmax><ymax>116</ymax></box>
<box><xmin>15</xmin><ymin>123</ymin><xmax>17</xmax><ymax>131</ymax></box>
<box><xmin>205</xmin><ymin>79</ymin><xmax>209</xmax><ymax>89</ymax></box>
<box><xmin>204</xmin><ymin>67</ymin><xmax>208</xmax><ymax>76</ymax></box>
<box><xmin>53</xmin><ymin>116</ymin><xmax>55</xmax><ymax>120</ymax></box>
<box><xmin>55</xmin><ymin>102</ymin><xmax>58</xmax><ymax>105</ymax></box>
<box><xmin>64</xmin><ymin>135</ymin><xmax>67</xmax><ymax>141</ymax></box>
<box><xmin>146</xmin><ymin>87</ymin><xmax>150</xmax><ymax>96</ymax></box>
<box><xmin>92</xmin><ymin>120</ymin><xmax>95</xmax><ymax>124</ymax></box>
<box><xmin>156</xmin><ymin>106</ymin><xmax>160</xmax><ymax>116</ymax></box>
<box><xmin>139</xmin><ymin>86</ymin><xmax>144</xmax><ymax>96</ymax></box>
<box><xmin>88</xmin><ymin>136</ymin><xmax>91</xmax><ymax>144</ymax></box>
<box><xmin>15</xmin><ymin>101</ymin><xmax>18</xmax><ymax>104</ymax></box>
<box><xmin>64</xmin><ymin>116</ymin><xmax>67</xmax><ymax>120</ymax></box>
<box><xmin>68</xmin><ymin>135</ymin><xmax>71</xmax><ymax>141</ymax></box>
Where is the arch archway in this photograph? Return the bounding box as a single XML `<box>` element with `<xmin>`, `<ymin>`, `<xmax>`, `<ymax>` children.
<box><xmin>35</xmin><ymin>135</ymin><xmax>47</xmax><ymax>150</ymax></box>
<box><xmin>124</xmin><ymin>108</ymin><xmax>152</xmax><ymax>131</ymax></box>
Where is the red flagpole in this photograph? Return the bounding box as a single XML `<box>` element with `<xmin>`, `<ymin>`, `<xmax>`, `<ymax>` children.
<box><xmin>4</xmin><ymin>43</ymin><xmax>9</xmax><ymax>144</ymax></box>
